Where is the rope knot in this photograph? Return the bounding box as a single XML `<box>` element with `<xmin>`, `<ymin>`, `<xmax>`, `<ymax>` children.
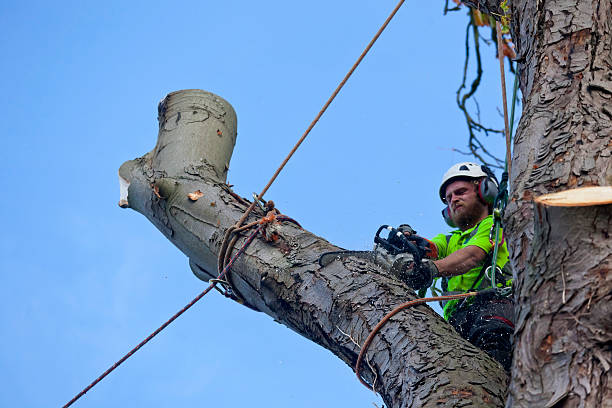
<box><xmin>259</xmin><ymin>211</ymin><xmax>281</xmax><ymax>242</ymax></box>
<box><xmin>259</xmin><ymin>211</ymin><xmax>277</xmax><ymax>225</ymax></box>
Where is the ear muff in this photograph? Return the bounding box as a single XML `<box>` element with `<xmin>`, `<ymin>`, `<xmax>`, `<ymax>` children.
<box><xmin>441</xmin><ymin>206</ymin><xmax>456</xmax><ymax>228</ymax></box>
<box><xmin>477</xmin><ymin>177</ymin><xmax>499</xmax><ymax>204</ymax></box>
<box><xmin>477</xmin><ymin>165</ymin><xmax>499</xmax><ymax>205</ymax></box>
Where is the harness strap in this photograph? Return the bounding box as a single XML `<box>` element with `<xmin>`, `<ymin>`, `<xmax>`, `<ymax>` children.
<box><xmin>440</xmin><ymin>252</ymin><xmax>488</xmax><ymax>307</ymax></box>
<box><xmin>471</xmin><ymin>252</ymin><xmax>494</xmax><ymax>291</ymax></box>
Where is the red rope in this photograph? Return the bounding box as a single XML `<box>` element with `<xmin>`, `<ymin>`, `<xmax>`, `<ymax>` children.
<box><xmin>63</xmin><ymin>226</ymin><xmax>262</xmax><ymax>408</ymax></box>
<box><xmin>355</xmin><ymin>292</ymin><xmax>478</xmax><ymax>390</ymax></box>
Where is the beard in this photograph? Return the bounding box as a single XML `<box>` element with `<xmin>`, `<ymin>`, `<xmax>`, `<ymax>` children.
<box><xmin>451</xmin><ymin>202</ymin><xmax>488</xmax><ymax>230</ymax></box>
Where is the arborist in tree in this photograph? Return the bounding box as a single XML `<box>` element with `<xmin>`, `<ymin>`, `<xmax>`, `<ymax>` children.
<box><xmin>319</xmin><ymin>162</ymin><xmax>515</xmax><ymax>370</ymax></box>
<box><xmin>390</xmin><ymin>162</ymin><xmax>514</xmax><ymax>370</ymax></box>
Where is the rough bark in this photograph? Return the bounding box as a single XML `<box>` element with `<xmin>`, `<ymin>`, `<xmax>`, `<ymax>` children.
<box><xmin>119</xmin><ymin>90</ymin><xmax>508</xmax><ymax>408</ymax></box>
<box><xmin>505</xmin><ymin>0</ymin><xmax>612</xmax><ymax>407</ymax></box>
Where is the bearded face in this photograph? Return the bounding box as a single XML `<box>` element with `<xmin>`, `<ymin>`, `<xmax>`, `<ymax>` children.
<box><xmin>444</xmin><ymin>179</ymin><xmax>490</xmax><ymax>230</ymax></box>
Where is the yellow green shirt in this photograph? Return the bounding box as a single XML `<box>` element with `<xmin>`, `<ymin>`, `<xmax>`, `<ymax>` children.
<box><xmin>431</xmin><ymin>215</ymin><xmax>509</xmax><ymax>319</ymax></box>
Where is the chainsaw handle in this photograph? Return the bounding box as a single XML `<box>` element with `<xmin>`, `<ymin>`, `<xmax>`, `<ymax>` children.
<box><xmin>374</xmin><ymin>225</ymin><xmax>422</xmax><ymax>263</ymax></box>
<box><xmin>374</xmin><ymin>225</ymin><xmax>391</xmax><ymax>240</ymax></box>
<box><xmin>374</xmin><ymin>225</ymin><xmax>402</xmax><ymax>254</ymax></box>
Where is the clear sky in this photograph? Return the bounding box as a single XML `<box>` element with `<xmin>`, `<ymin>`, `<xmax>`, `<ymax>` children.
<box><xmin>0</xmin><ymin>1</ymin><xmax>515</xmax><ymax>407</ymax></box>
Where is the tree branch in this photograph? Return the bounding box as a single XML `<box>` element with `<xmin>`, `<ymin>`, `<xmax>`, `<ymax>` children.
<box><xmin>119</xmin><ymin>89</ymin><xmax>508</xmax><ymax>408</ymax></box>
<box><xmin>456</xmin><ymin>0</ymin><xmax>504</xmax><ymax>18</ymax></box>
<box><xmin>455</xmin><ymin>19</ymin><xmax>505</xmax><ymax>169</ymax></box>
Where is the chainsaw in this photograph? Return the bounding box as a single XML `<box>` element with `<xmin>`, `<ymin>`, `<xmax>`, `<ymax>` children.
<box><xmin>318</xmin><ymin>224</ymin><xmax>435</xmax><ymax>270</ymax></box>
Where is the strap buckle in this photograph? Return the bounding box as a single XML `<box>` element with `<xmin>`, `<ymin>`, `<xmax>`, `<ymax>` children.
<box><xmin>484</xmin><ymin>265</ymin><xmax>502</xmax><ymax>281</ymax></box>
<box><xmin>484</xmin><ymin>266</ymin><xmax>512</xmax><ymax>296</ymax></box>
<box><xmin>252</xmin><ymin>193</ymin><xmax>266</xmax><ymax>211</ymax></box>
<box><xmin>496</xmin><ymin>286</ymin><xmax>513</xmax><ymax>297</ymax></box>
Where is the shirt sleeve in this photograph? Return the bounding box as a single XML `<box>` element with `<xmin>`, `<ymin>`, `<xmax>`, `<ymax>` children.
<box><xmin>430</xmin><ymin>233</ymin><xmax>449</xmax><ymax>259</ymax></box>
<box><xmin>464</xmin><ymin>216</ymin><xmax>494</xmax><ymax>254</ymax></box>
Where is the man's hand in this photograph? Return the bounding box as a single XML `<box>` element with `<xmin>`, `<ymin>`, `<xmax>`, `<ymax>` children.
<box><xmin>405</xmin><ymin>235</ymin><xmax>439</xmax><ymax>260</ymax></box>
<box><xmin>397</xmin><ymin>224</ymin><xmax>416</xmax><ymax>235</ymax></box>
<box><xmin>390</xmin><ymin>258</ymin><xmax>439</xmax><ymax>290</ymax></box>
<box><xmin>396</xmin><ymin>224</ymin><xmax>439</xmax><ymax>260</ymax></box>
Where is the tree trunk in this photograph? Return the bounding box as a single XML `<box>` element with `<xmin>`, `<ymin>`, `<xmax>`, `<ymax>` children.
<box><xmin>119</xmin><ymin>90</ymin><xmax>508</xmax><ymax>408</ymax></box>
<box><xmin>504</xmin><ymin>0</ymin><xmax>612</xmax><ymax>406</ymax></box>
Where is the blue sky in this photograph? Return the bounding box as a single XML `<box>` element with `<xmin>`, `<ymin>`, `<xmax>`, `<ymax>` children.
<box><xmin>0</xmin><ymin>1</ymin><xmax>515</xmax><ymax>407</ymax></box>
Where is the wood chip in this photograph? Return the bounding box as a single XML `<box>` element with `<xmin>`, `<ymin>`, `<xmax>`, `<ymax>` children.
<box><xmin>188</xmin><ymin>190</ymin><xmax>204</xmax><ymax>201</ymax></box>
<box><xmin>534</xmin><ymin>186</ymin><xmax>612</xmax><ymax>207</ymax></box>
<box><xmin>153</xmin><ymin>185</ymin><xmax>162</xmax><ymax>199</ymax></box>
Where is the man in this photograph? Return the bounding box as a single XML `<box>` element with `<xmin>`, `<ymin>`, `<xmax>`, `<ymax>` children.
<box><xmin>391</xmin><ymin>162</ymin><xmax>514</xmax><ymax>370</ymax></box>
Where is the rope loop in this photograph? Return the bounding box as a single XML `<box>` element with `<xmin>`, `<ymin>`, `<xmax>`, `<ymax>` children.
<box><xmin>216</xmin><ymin>211</ymin><xmax>302</xmax><ymax>302</ymax></box>
<box><xmin>355</xmin><ymin>292</ymin><xmax>478</xmax><ymax>391</ymax></box>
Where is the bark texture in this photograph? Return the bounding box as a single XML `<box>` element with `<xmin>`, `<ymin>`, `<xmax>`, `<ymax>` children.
<box><xmin>119</xmin><ymin>90</ymin><xmax>508</xmax><ymax>408</ymax></box>
<box><xmin>505</xmin><ymin>0</ymin><xmax>612</xmax><ymax>406</ymax></box>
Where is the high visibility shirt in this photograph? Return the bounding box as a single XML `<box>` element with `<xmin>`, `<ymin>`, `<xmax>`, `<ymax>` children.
<box><xmin>431</xmin><ymin>215</ymin><xmax>509</xmax><ymax>320</ymax></box>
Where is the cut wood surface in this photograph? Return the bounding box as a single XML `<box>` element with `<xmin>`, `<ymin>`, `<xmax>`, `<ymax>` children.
<box><xmin>534</xmin><ymin>186</ymin><xmax>612</xmax><ymax>207</ymax></box>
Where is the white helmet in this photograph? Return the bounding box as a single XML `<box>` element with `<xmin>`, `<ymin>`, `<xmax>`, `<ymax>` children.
<box><xmin>439</xmin><ymin>162</ymin><xmax>491</xmax><ymax>202</ymax></box>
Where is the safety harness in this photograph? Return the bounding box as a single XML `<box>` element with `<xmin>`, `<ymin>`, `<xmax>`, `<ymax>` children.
<box><xmin>438</xmin><ymin>220</ymin><xmax>511</xmax><ymax>312</ymax></box>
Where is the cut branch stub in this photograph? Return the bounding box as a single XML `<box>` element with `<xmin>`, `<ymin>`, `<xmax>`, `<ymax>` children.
<box><xmin>118</xmin><ymin>89</ymin><xmax>237</xmax><ymax>209</ymax></box>
<box><xmin>534</xmin><ymin>186</ymin><xmax>612</xmax><ymax>207</ymax></box>
<box><xmin>153</xmin><ymin>89</ymin><xmax>237</xmax><ymax>181</ymax></box>
<box><xmin>118</xmin><ymin>89</ymin><xmax>241</xmax><ymax>282</ymax></box>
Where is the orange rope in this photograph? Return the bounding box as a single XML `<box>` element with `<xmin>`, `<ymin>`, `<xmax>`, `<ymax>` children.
<box><xmin>495</xmin><ymin>21</ymin><xmax>512</xmax><ymax>176</ymax></box>
<box><xmin>355</xmin><ymin>292</ymin><xmax>478</xmax><ymax>390</ymax></box>
<box><xmin>234</xmin><ymin>0</ymin><xmax>407</xmax><ymax>230</ymax></box>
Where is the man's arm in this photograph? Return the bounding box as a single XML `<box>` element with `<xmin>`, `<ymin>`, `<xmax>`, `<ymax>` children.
<box><xmin>433</xmin><ymin>245</ymin><xmax>487</xmax><ymax>277</ymax></box>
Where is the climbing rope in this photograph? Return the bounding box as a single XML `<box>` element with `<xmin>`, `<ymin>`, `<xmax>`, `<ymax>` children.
<box><xmin>487</xmin><ymin>22</ymin><xmax>520</xmax><ymax>289</ymax></box>
<box><xmin>63</xmin><ymin>213</ymin><xmax>302</xmax><ymax>408</ymax></box>
<box><xmin>231</xmin><ymin>0</ymin><xmax>408</xmax><ymax>231</ymax></box>
<box><xmin>355</xmin><ymin>292</ymin><xmax>477</xmax><ymax>390</ymax></box>
<box><xmin>496</xmin><ymin>21</ymin><xmax>512</xmax><ymax>176</ymax></box>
